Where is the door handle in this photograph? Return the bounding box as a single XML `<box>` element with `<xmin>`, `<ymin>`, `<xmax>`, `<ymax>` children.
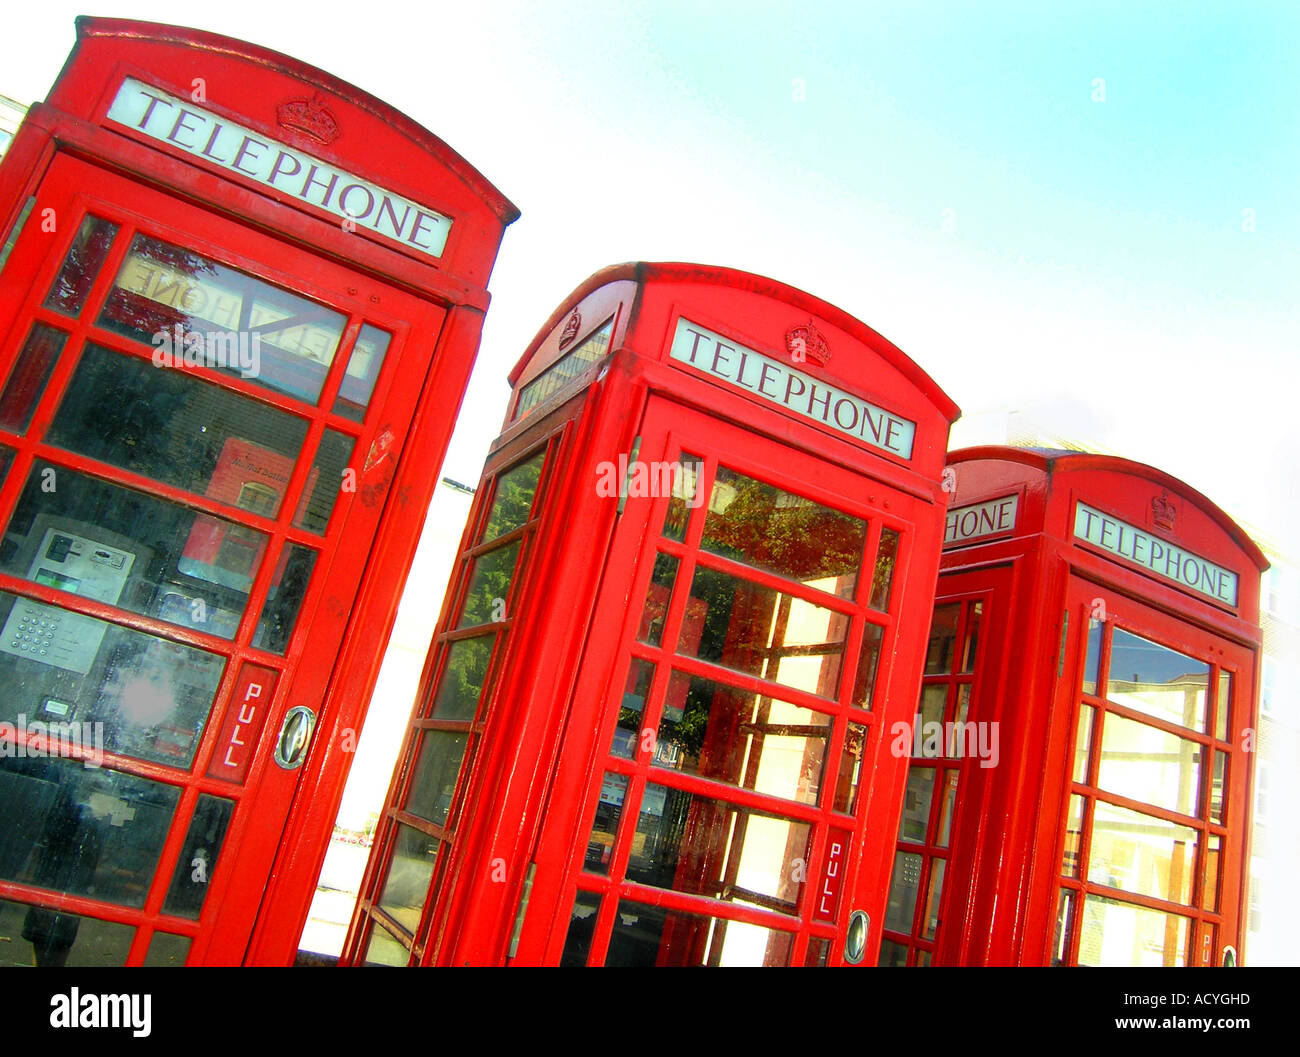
<box><xmin>273</xmin><ymin>705</ymin><xmax>316</xmax><ymax>769</ymax></box>
<box><xmin>1222</xmin><ymin>945</ymin><xmax>1237</xmax><ymax>967</ymax></box>
<box><xmin>844</xmin><ymin>909</ymin><xmax>870</xmax><ymax>964</ymax></box>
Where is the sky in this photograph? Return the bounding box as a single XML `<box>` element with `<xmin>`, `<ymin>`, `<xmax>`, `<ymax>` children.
<box><xmin>6</xmin><ymin>1</ymin><xmax>1297</xmax><ymax>555</ymax></box>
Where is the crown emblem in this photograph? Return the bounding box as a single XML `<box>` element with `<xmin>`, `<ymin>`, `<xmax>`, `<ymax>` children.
<box><xmin>558</xmin><ymin>309</ymin><xmax>582</xmax><ymax>351</ymax></box>
<box><xmin>1152</xmin><ymin>493</ymin><xmax>1177</xmax><ymax>531</ymax></box>
<box><xmin>276</xmin><ymin>96</ymin><xmax>340</xmax><ymax>145</ymax></box>
<box><xmin>785</xmin><ymin>320</ymin><xmax>831</xmax><ymax>366</ymax></box>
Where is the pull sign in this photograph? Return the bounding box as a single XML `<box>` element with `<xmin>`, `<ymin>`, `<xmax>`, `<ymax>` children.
<box><xmin>206</xmin><ymin>663</ymin><xmax>279</xmax><ymax>783</ymax></box>
<box><xmin>815</xmin><ymin>830</ymin><xmax>851</xmax><ymax>923</ymax></box>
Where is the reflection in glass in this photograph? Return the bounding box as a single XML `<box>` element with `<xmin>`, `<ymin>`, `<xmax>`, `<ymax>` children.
<box><xmin>1073</xmin><ymin>704</ymin><xmax>1095</xmax><ymax>785</ymax></box>
<box><xmin>636</xmin><ymin>553</ymin><xmax>679</xmax><ymax>647</ymax></box>
<box><xmin>584</xmin><ymin>772</ymin><xmax>627</xmax><ymax>875</ymax></box>
<box><xmin>1097</xmin><ymin>713</ymin><xmax>1201</xmax><ymax>818</ymax></box>
<box><xmin>362</xmin><ymin>922</ymin><xmax>411</xmax><ymax>966</ymax></box>
<box><xmin>1203</xmin><ymin>834</ymin><xmax>1220</xmax><ymax>911</ymax></box>
<box><xmin>656</xmin><ymin>671</ymin><xmax>830</xmax><ymax>806</ymax></box>
<box><xmin>914</xmin><ymin>685</ymin><xmax>947</xmax><ymax>759</ymax></box>
<box><xmin>402</xmin><ymin>731</ymin><xmax>468</xmax><ymax>828</ymax></box>
<box><xmin>50</xmin><ymin>343</ymin><xmax>309</xmax><ymax>513</ymax></box>
<box><xmin>610</xmin><ymin>659</ymin><xmax>653</xmax><ymax>759</ymax></box>
<box><xmin>98</xmin><ymin>233</ymin><xmax>347</xmax><ymax>403</ymax></box>
<box><xmin>961</xmin><ymin>602</ymin><xmax>983</xmax><ymax>672</ymax></box>
<box><xmin>514</xmin><ymin>318</ymin><xmax>614</xmax><ymax>419</ymax></box>
<box><xmin>605</xmin><ymin>899</ymin><xmax>794</xmax><ymax>967</ymax></box>
<box><xmin>922</xmin><ymin>858</ymin><xmax>945</xmax><ymax>939</ymax></box>
<box><xmin>428</xmin><ymin>636</ymin><xmax>492</xmax><ymax>721</ymax></box>
<box><xmin>626</xmin><ymin>783</ymin><xmax>809</xmax><ymax>912</ymax></box>
<box><xmin>560</xmin><ymin>890</ymin><xmax>602</xmax><ymax>966</ymax></box>
<box><xmin>1077</xmin><ymin>895</ymin><xmax>1188</xmax><ymax>967</ymax></box>
<box><xmin>870</xmin><ymin>528</ymin><xmax>900</xmax><ymax>611</ymax></box>
<box><xmin>0</xmin><ymin>897</ymin><xmax>133</xmax><ymax>967</ymax></box>
<box><xmin>1210</xmin><ymin>751</ymin><xmax>1226</xmax><ymax>824</ymax></box>
<box><xmin>44</xmin><ymin>215</ymin><xmax>119</xmax><ymax>316</ymax></box>
<box><xmin>164</xmin><ymin>794</ymin><xmax>234</xmax><ymax>918</ymax></box>
<box><xmin>935</xmin><ymin>771</ymin><xmax>959</xmax><ymax>847</ymax></box>
<box><xmin>0</xmin><ymin>324</ymin><xmax>67</xmax><ymax>433</ymax></box>
<box><xmin>333</xmin><ymin>324</ymin><xmax>392</xmax><ymax>421</ymax></box>
<box><xmin>481</xmin><ymin>451</ymin><xmax>545</xmax><ymax>543</ymax></box>
<box><xmin>1107</xmin><ymin>627</ymin><xmax>1208</xmax><ymax>733</ymax></box>
<box><xmin>457</xmin><ymin>541</ymin><xmax>520</xmax><ymax>628</ymax></box>
<box><xmin>878</xmin><ymin>938</ymin><xmax>908</xmax><ymax>967</ymax></box>
<box><xmin>833</xmin><ymin>723</ymin><xmax>867</xmax><ymax>814</ymax></box>
<box><xmin>681</xmin><ymin>565</ymin><xmax>847</xmax><ymax>701</ymax></box>
<box><xmin>1088</xmin><ymin>799</ymin><xmax>1197</xmax><ymax>904</ymax></box>
<box><xmin>377</xmin><ymin>825</ymin><xmax>439</xmax><ymax>934</ymax></box>
<box><xmin>663</xmin><ymin>453</ymin><xmax>703</xmax><ymax>542</ymax></box>
<box><xmin>700</xmin><ymin>466</ymin><xmax>866</xmax><ymax>593</ymax></box>
<box><xmin>253</xmin><ymin>544</ymin><xmax>318</xmax><ymax>654</ymax></box>
<box><xmin>1215</xmin><ymin>671</ymin><xmax>1232</xmax><ymax>743</ymax></box>
<box><xmin>1083</xmin><ymin>619</ymin><xmax>1103</xmax><ymax>696</ymax></box>
<box><xmin>925</xmin><ymin>604</ymin><xmax>960</xmax><ymax>674</ymax></box>
<box><xmin>898</xmin><ymin>767</ymin><xmax>936</xmax><ymax>843</ymax></box>
<box><xmin>1062</xmin><ymin>794</ymin><xmax>1085</xmax><ymax>878</ymax></box>
<box><xmin>1053</xmin><ymin>890</ymin><xmax>1075</xmax><ymax>965</ymax></box>
<box><xmin>293</xmin><ymin>429</ymin><xmax>354</xmax><ymax>536</ymax></box>
<box><xmin>853</xmin><ymin>622</ymin><xmax>884</xmax><ymax>708</ymax></box>
<box><xmin>144</xmin><ymin>931</ymin><xmax>191</xmax><ymax>967</ymax></box>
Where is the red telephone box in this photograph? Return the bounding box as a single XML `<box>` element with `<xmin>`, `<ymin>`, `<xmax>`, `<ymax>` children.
<box><xmin>342</xmin><ymin>262</ymin><xmax>961</xmax><ymax>966</ymax></box>
<box><xmin>879</xmin><ymin>447</ymin><xmax>1266</xmax><ymax>966</ymax></box>
<box><xmin>0</xmin><ymin>18</ymin><xmax>516</xmax><ymax>965</ymax></box>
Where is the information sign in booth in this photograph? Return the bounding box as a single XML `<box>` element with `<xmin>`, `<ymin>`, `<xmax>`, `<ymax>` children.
<box><xmin>343</xmin><ymin>262</ymin><xmax>961</xmax><ymax>966</ymax></box>
<box><xmin>879</xmin><ymin>447</ymin><xmax>1266</xmax><ymax>967</ymax></box>
<box><xmin>0</xmin><ymin>18</ymin><xmax>516</xmax><ymax>965</ymax></box>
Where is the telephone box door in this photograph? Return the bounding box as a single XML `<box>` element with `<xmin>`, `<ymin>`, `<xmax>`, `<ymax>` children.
<box><xmin>0</xmin><ymin>153</ymin><xmax>444</xmax><ymax>965</ymax></box>
<box><xmin>515</xmin><ymin>395</ymin><xmax>935</xmax><ymax>966</ymax></box>
<box><xmin>1052</xmin><ymin>576</ymin><xmax>1255</xmax><ymax>967</ymax></box>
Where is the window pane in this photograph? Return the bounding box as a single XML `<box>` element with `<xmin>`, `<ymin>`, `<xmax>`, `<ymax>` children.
<box><xmin>662</xmin><ymin>453</ymin><xmax>703</xmax><ymax>543</ymax></box>
<box><xmin>584</xmin><ymin>772</ymin><xmax>627</xmax><ymax>875</ymax></box>
<box><xmin>899</xmin><ymin>766</ymin><xmax>936</xmax><ymax>843</ymax></box>
<box><xmin>1088</xmin><ymin>799</ymin><xmax>1198</xmax><ymax>904</ymax></box>
<box><xmin>402</xmin><ymin>731</ymin><xmax>468</xmax><ymax>828</ymax></box>
<box><xmin>1073</xmin><ymin>704</ymin><xmax>1095</xmax><ymax>784</ymax></box>
<box><xmin>636</xmin><ymin>553</ymin><xmax>679</xmax><ymax>647</ymax></box>
<box><xmin>0</xmin><ymin>323</ymin><xmax>66</xmax><ymax>432</ymax></box>
<box><xmin>44</xmin><ymin>215</ymin><xmax>119</xmax><ymax>316</ymax></box>
<box><xmin>143</xmin><ymin>931</ymin><xmax>190</xmax><ymax>967</ymax></box>
<box><xmin>252</xmin><ymin>543</ymin><xmax>318</xmax><ymax>654</ymax></box>
<box><xmin>1215</xmin><ymin>671</ymin><xmax>1232</xmax><ymax>743</ymax></box>
<box><xmin>934</xmin><ymin>770</ymin><xmax>959</xmax><ymax>847</ymax></box>
<box><xmin>852</xmin><ymin>622</ymin><xmax>884</xmax><ymax>709</ymax></box>
<box><xmin>1107</xmin><ymin>627</ymin><xmax>1209</xmax><ymax>733</ymax></box>
<box><xmin>878</xmin><ymin>937</ymin><xmax>909</xmax><ymax>967</ymax></box>
<box><xmin>1053</xmin><ymin>890</ymin><xmax>1075</xmax><ymax>965</ymax></box>
<box><xmin>680</xmin><ymin>565</ymin><xmax>848</xmax><ymax>701</ymax></box>
<box><xmin>610</xmin><ymin>659</ymin><xmax>653</xmax><ymax>760</ymax></box>
<box><xmin>333</xmin><ymin>324</ymin><xmax>391</xmax><ymax>421</ymax></box>
<box><xmin>560</xmin><ymin>890</ymin><xmax>602</xmax><ymax>966</ymax></box>
<box><xmin>0</xmin><ymin>897</ymin><xmax>133</xmax><ymax>967</ymax></box>
<box><xmin>49</xmin><ymin>343</ymin><xmax>310</xmax><ymax>514</ymax></box>
<box><xmin>700</xmin><ymin>465</ymin><xmax>866</xmax><ymax>593</ymax></box>
<box><xmin>456</xmin><ymin>540</ymin><xmax>520</xmax><ymax>628</ymax></box>
<box><xmin>1203</xmin><ymin>833</ymin><xmax>1221</xmax><ymax>911</ymax></box>
<box><xmin>98</xmin><ymin>233</ymin><xmax>346</xmax><ymax>403</ymax></box>
<box><xmin>0</xmin><ymin>755</ymin><xmax>179</xmax><ymax>908</ymax></box>
<box><xmin>626</xmin><ymin>783</ymin><xmax>810</xmax><ymax>913</ymax></box>
<box><xmin>961</xmin><ymin>601</ymin><xmax>983</xmax><ymax>672</ymax></box>
<box><xmin>428</xmin><ymin>636</ymin><xmax>492</xmax><ymax>721</ymax></box>
<box><xmin>1077</xmin><ymin>895</ymin><xmax>1188</xmax><ymax>967</ymax></box>
<box><xmin>481</xmin><ymin>451</ymin><xmax>545</xmax><ymax>543</ymax></box>
<box><xmin>922</xmin><ymin>858</ymin><xmax>946</xmax><ymax>939</ymax></box>
<box><xmin>2</xmin><ymin>461</ymin><xmax>267</xmax><ymax>640</ymax></box>
<box><xmin>925</xmin><ymin>604</ymin><xmax>960</xmax><ymax>674</ymax></box>
<box><xmin>514</xmin><ymin>318</ymin><xmax>613</xmax><ymax>419</ymax></box>
<box><xmin>1097</xmin><ymin>713</ymin><xmax>1202</xmax><ymax>818</ymax></box>
<box><xmin>1062</xmin><ymin>794</ymin><xmax>1086</xmax><ymax>877</ymax></box>
<box><xmin>914</xmin><ymin>685</ymin><xmax>947</xmax><ymax>759</ymax></box>
<box><xmin>605</xmin><ymin>899</ymin><xmax>794</xmax><ymax>967</ymax></box>
<box><xmin>376</xmin><ymin>825</ymin><xmax>439</xmax><ymax>934</ymax></box>
<box><xmin>869</xmin><ymin>528</ymin><xmax>900</xmax><ymax>611</ymax></box>
<box><xmin>362</xmin><ymin>921</ymin><xmax>410</xmax><ymax>966</ymax></box>
<box><xmin>833</xmin><ymin>722</ymin><xmax>867</xmax><ymax>814</ymax></box>
<box><xmin>1083</xmin><ymin>618</ymin><xmax>1103</xmax><ymax>696</ymax></box>
<box><xmin>0</xmin><ymin>590</ymin><xmax>226</xmax><ymax>768</ymax></box>
<box><xmin>1210</xmin><ymin>751</ymin><xmax>1226</xmax><ymax>824</ymax></box>
<box><xmin>0</xmin><ymin>197</ymin><xmax>36</xmax><ymax>277</ymax></box>
<box><xmin>163</xmin><ymin>794</ymin><xmax>234</xmax><ymax>918</ymax></box>
<box><xmin>292</xmin><ymin>428</ymin><xmax>354</xmax><ymax>535</ymax></box>
<box><xmin>656</xmin><ymin>670</ymin><xmax>831</xmax><ymax>806</ymax></box>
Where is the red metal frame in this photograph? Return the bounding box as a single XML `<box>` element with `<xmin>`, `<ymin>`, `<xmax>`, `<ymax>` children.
<box><xmin>914</xmin><ymin>447</ymin><xmax>1266</xmax><ymax>966</ymax></box>
<box><xmin>0</xmin><ymin>18</ymin><xmax>515</xmax><ymax>966</ymax></box>
<box><xmin>344</xmin><ymin>262</ymin><xmax>961</xmax><ymax>966</ymax></box>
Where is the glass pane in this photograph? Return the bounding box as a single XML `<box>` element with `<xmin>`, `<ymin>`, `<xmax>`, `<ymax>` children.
<box><xmin>805</xmin><ymin>937</ymin><xmax>831</xmax><ymax>967</ymax></box>
<box><xmin>610</xmin><ymin>659</ymin><xmax>654</xmax><ymax>760</ymax></box>
<box><xmin>700</xmin><ymin>465</ymin><xmax>866</xmax><ymax>593</ymax></box>
<box><xmin>0</xmin><ymin>197</ymin><xmax>36</xmax><ymax>277</ymax></box>
<box><xmin>362</xmin><ymin>921</ymin><xmax>411</xmax><ymax>966</ymax></box>
<box><xmin>913</xmin><ymin>685</ymin><xmax>947</xmax><ymax>759</ymax></box>
<box><xmin>961</xmin><ymin>602</ymin><xmax>983</xmax><ymax>672</ymax></box>
<box><xmin>935</xmin><ymin>770</ymin><xmax>959</xmax><ymax>847</ymax></box>
<box><xmin>1210</xmin><ymin>751</ymin><xmax>1226</xmax><ymax>824</ymax></box>
<box><xmin>333</xmin><ymin>324</ymin><xmax>391</xmax><ymax>421</ymax></box>
<box><xmin>0</xmin><ymin>897</ymin><xmax>133</xmax><ymax>967</ymax></box>
<box><xmin>163</xmin><ymin>794</ymin><xmax>234</xmax><ymax>918</ymax></box>
<box><xmin>1097</xmin><ymin>712</ymin><xmax>1202</xmax><ymax>818</ymax></box>
<box><xmin>0</xmin><ymin>323</ymin><xmax>66</xmax><ymax>432</ymax></box>
<box><xmin>1215</xmin><ymin>671</ymin><xmax>1232</xmax><ymax>743</ymax></box>
<box><xmin>50</xmin><ymin>343</ymin><xmax>310</xmax><ymax>513</ymax></box>
<box><xmin>559</xmin><ymin>890</ymin><xmax>602</xmax><ymax>966</ymax></box>
<box><xmin>1073</xmin><ymin>704</ymin><xmax>1095</xmax><ymax>785</ymax></box>
<box><xmin>1062</xmin><ymin>794</ymin><xmax>1086</xmax><ymax>877</ymax></box>
<box><xmin>1107</xmin><ymin>627</ymin><xmax>1209</xmax><ymax>733</ymax></box>
<box><xmin>44</xmin><ymin>215</ymin><xmax>119</xmax><ymax>316</ymax></box>
<box><xmin>1203</xmin><ymin>833</ymin><xmax>1221</xmax><ymax>911</ymax></box>
<box><xmin>681</xmin><ymin>565</ymin><xmax>848</xmax><ymax>701</ymax></box>
<box><xmin>878</xmin><ymin>937</ymin><xmax>909</xmax><ymax>967</ymax></box>
<box><xmin>884</xmin><ymin>851</ymin><xmax>923</xmax><ymax>933</ymax></box>
<box><xmin>605</xmin><ymin>899</ymin><xmax>794</xmax><ymax>967</ymax></box>
<box><xmin>292</xmin><ymin>429</ymin><xmax>354</xmax><ymax>535</ymax></box>
<box><xmin>1088</xmin><ymin>799</ymin><xmax>1197</xmax><ymax>904</ymax></box>
<box><xmin>1053</xmin><ymin>890</ymin><xmax>1075</xmax><ymax>965</ymax></box>
<box><xmin>0</xmin><ymin>444</ymin><xmax>12</xmax><ymax>485</ymax></box>
<box><xmin>0</xmin><ymin>755</ymin><xmax>179</xmax><ymax>908</ymax></box>
<box><xmin>252</xmin><ymin>543</ymin><xmax>318</xmax><ymax>654</ymax></box>
<box><xmin>0</xmin><ymin>590</ymin><xmax>226</xmax><ymax>768</ymax></box>
<box><xmin>656</xmin><ymin>670</ymin><xmax>831</xmax><ymax>806</ymax></box>
<box><xmin>852</xmin><ymin>622</ymin><xmax>884</xmax><ymax>708</ymax></box>
<box><xmin>869</xmin><ymin>528</ymin><xmax>900</xmax><ymax>611</ymax></box>
<box><xmin>456</xmin><ymin>540</ymin><xmax>520</xmax><ymax>628</ymax></box>
<box><xmin>925</xmin><ymin>604</ymin><xmax>960</xmax><ymax>674</ymax></box>
<box><xmin>898</xmin><ymin>767</ymin><xmax>936</xmax><ymax>843</ymax></box>
<box><xmin>1077</xmin><ymin>895</ymin><xmax>1189</xmax><ymax>967</ymax></box>
<box><xmin>1083</xmin><ymin>618</ymin><xmax>1103</xmax><ymax>696</ymax></box>
<box><xmin>98</xmin><ymin>233</ymin><xmax>347</xmax><ymax>403</ymax></box>
<box><xmin>915</xmin><ymin>949</ymin><xmax>932</xmax><ymax>966</ymax></box>
<box><xmin>584</xmin><ymin>772</ymin><xmax>628</xmax><ymax>875</ymax></box>
<box><xmin>922</xmin><ymin>858</ymin><xmax>946</xmax><ymax>939</ymax></box>
<box><xmin>663</xmin><ymin>453</ymin><xmax>703</xmax><ymax>542</ymax></box>
<box><xmin>833</xmin><ymin>722</ymin><xmax>867</xmax><ymax>814</ymax></box>
<box><xmin>514</xmin><ymin>318</ymin><xmax>613</xmax><ymax>419</ymax></box>
<box><xmin>144</xmin><ymin>931</ymin><xmax>191</xmax><ymax>967</ymax></box>
<box><xmin>481</xmin><ymin>451</ymin><xmax>545</xmax><ymax>543</ymax></box>
<box><xmin>402</xmin><ymin>731</ymin><xmax>468</xmax><ymax>828</ymax></box>
<box><xmin>428</xmin><ymin>636</ymin><xmax>492</xmax><ymax>721</ymax></box>
<box><xmin>626</xmin><ymin>783</ymin><xmax>810</xmax><ymax>913</ymax></box>
<box><xmin>3</xmin><ymin>461</ymin><xmax>267</xmax><ymax>640</ymax></box>
<box><xmin>377</xmin><ymin>825</ymin><xmax>439</xmax><ymax>934</ymax></box>
<box><xmin>636</xmin><ymin>553</ymin><xmax>679</xmax><ymax>647</ymax></box>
